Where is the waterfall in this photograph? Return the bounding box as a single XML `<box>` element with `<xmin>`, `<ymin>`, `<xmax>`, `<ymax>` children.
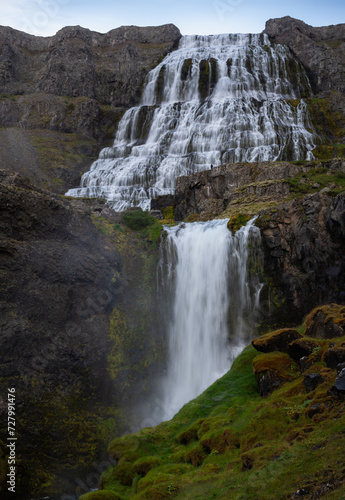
<box><xmin>158</xmin><ymin>217</ymin><xmax>262</xmax><ymax>419</ymax></box>
<box><xmin>66</xmin><ymin>33</ymin><xmax>316</xmax><ymax>210</ymax></box>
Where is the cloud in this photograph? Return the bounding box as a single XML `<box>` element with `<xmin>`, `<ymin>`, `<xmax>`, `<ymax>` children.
<box><xmin>0</xmin><ymin>0</ymin><xmax>70</xmax><ymax>36</ymax></box>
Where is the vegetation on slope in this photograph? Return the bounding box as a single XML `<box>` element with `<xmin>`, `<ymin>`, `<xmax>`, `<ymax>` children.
<box><xmin>82</xmin><ymin>305</ymin><xmax>345</xmax><ymax>500</ymax></box>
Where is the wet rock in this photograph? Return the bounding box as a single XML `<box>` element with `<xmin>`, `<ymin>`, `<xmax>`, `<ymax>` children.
<box><xmin>252</xmin><ymin>328</ymin><xmax>302</xmax><ymax>354</ymax></box>
<box><xmin>265</xmin><ymin>16</ymin><xmax>345</xmax><ymax>95</ymax></box>
<box><xmin>336</xmin><ymin>362</ymin><xmax>345</xmax><ymax>374</ymax></box>
<box><xmin>291</xmin><ymin>488</ymin><xmax>309</xmax><ymax>497</ymax></box>
<box><xmin>258</xmin><ymin>194</ymin><xmax>345</xmax><ymax>325</ymax></box>
<box><xmin>303</xmin><ymin>373</ymin><xmax>323</xmax><ymax>393</ymax></box>
<box><xmin>300</xmin><ymin>356</ymin><xmax>314</xmax><ymax>373</ymax></box>
<box><xmin>151</xmin><ymin>194</ymin><xmax>175</xmax><ymax>211</ymax></box>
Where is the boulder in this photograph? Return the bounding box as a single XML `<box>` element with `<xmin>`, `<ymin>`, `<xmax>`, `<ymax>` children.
<box><xmin>288</xmin><ymin>339</ymin><xmax>320</xmax><ymax>362</ymax></box>
<box><xmin>336</xmin><ymin>362</ymin><xmax>345</xmax><ymax>374</ymax></box>
<box><xmin>253</xmin><ymin>352</ymin><xmax>296</xmax><ymax>397</ymax></box>
<box><xmin>252</xmin><ymin>328</ymin><xmax>302</xmax><ymax>354</ymax></box>
<box><xmin>329</xmin><ymin>368</ymin><xmax>345</xmax><ymax>397</ymax></box>
<box><xmin>303</xmin><ymin>373</ymin><xmax>324</xmax><ymax>393</ymax></box>
<box><xmin>305</xmin><ymin>305</ymin><xmax>345</xmax><ymax>339</ymax></box>
<box><xmin>323</xmin><ymin>347</ymin><xmax>345</xmax><ymax>369</ymax></box>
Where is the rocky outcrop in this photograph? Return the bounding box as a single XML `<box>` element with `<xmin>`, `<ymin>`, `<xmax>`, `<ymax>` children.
<box><xmin>305</xmin><ymin>304</ymin><xmax>345</xmax><ymax>338</ymax></box>
<box><xmin>257</xmin><ymin>192</ymin><xmax>345</xmax><ymax>325</ymax></box>
<box><xmin>265</xmin><ymin>17</ymin><xmax>345</xmax><ymax>160</ymax></box>
<box><xmin>265</xmin><ymin>17</ymin><xmax>345</xmax><ymax>95</ymax></box>
<box><xmin>0</xmin><ymin>24</ymin><xmax>181</xmax><ymax>193</ymax></box>
<box><xmin>173</xmin><ymin>161</ymin><xmax>305</xmax><ymax>221</ymax></box>
<box><xmin>0</xmin><ymin>24</ymin><xmax>181</xmax><ymax>105</ymax></box>
<box><xmin>172</xmin><ymin>159</ymin><xmax>345</xmax><ymax>222</ymax></box>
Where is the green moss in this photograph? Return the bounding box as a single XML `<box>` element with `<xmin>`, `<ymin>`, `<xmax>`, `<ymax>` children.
<box><xmin>252</xmin><ymin>352</ymin><xmax>297</xmax><ymax>382</ymax></box>
<box><xmin>180</xmin><ymin>59</ymin><xmax>193</xmax><ymax>81</ymax></box>
<box><xmin>155</xmin><ymin>65</ymin><xmax>166</xmax><ymax>104</ymax></box>
<box><xmin>122</xmin><ymin>211</ymin><xmax>162</xmax><ymax>245</ymax></box>
<box><xmin>183</xmin><ymin>213</ymin><xmax>200</xmax><ymax>223</ymax></box>
<box><xmin>80</xmin><ymin>490</ymin><xmax>124</xmax><ymax>499</ymax></box>
<box><xmin>198</xmin><ymin>59</ymin><xmax>210</xmax><ymax>100</ymax></box>
<box><xmin>306</xmin><ymin>304</ymin><xmax>345</xmax><ymax>330</ymax></box>
<box><xmin>161</xmin><ymin>205</ymin><xmax>175</xmax><ymax>220</ymax></box>
<box><xmin>286</xmin><ymin>166</ymin><xmax>345</xmax><ymax>197</ymax></box>
<box><xmin>226</xmin><ymin>213</ymin><xmax>251</xmax><ymax>234</ymax></box>
<box><xmin>97</xmin><ymin>329</ymin><xmax>345</xmax><ymax>499</ymax></box>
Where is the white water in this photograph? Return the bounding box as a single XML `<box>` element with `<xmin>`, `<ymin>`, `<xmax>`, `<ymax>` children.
<box><xmin>158</xmin><ymin>218</ymin><xmax>262</xmax><ymax>419</ymax></box>
<box><xmin>66</xmin><ymin>33</ymin><xmax>316</xmax><ymax>210</ymax></box>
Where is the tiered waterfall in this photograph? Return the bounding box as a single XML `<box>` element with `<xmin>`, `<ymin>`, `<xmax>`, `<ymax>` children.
<box><xmin>66</xmin><ymin>33</ymin><xmax>315</xmax><ymax>210</ymax></box>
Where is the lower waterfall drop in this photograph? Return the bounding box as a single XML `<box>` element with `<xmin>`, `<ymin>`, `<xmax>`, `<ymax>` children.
<box><xmin>159</xmin><ymin>217</ymin><xmax>262</xmax><ymax>420</ymax></box>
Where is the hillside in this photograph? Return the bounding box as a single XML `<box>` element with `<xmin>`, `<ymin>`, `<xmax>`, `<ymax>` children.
<box><xmin>81</xmin><ymin>306</ymin><xmax>345</xmax><ymax>499</ymax></box>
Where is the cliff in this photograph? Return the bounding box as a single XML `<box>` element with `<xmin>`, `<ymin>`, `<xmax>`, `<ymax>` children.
<box><xmin>0</xmin><ymin>24</ymin><xmax>181</xmax><ymax>193</ymax></box>
<box><xmin>265</xmin><ymin>17</ymin><xmax>345</xmax><ymax>160</ymax></box>
<box><xmin>0</xmin><ymin>171</ymin><xmax>164</xmax><ymax>498</ymax></box>
<box><xmin>265</xmin><ymin>16</ymin><xmax>345</xmax><ymax>95</ymax></box>
<box><xmin>160</xmin><ymin>158</ymin><xmax>345</xmax><ymax>326</ymax></box>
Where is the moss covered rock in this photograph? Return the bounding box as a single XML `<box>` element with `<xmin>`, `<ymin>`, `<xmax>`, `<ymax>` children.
<box><xmin>305</xmin><ymin>304</ymin><xmax>345</xmax><ymax>338</ymax></box>
<box><xmin>252</xmin><ymin>328</ymin><xmax>302</xmax><ymax>354</ymax></box>
<box><xmin>253</xmin><ymin>352</ymin><xmax>298</xmax><ymax>396</ymax></box>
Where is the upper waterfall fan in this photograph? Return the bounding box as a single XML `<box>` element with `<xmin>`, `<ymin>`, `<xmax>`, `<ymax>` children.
<box><xmin>66</xmin><ymin>33</ymin><xmax>316</xmax><ymax>210</ymax></box>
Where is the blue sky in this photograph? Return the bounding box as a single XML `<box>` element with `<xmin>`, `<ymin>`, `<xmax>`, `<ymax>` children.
<box><xmin>1</xmin><ymin>0</ymin><xmax>344</xmax><ymax>37</ymax></box>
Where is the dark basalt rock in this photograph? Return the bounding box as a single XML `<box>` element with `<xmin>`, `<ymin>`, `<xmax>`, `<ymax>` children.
<box><xmin>305</xmin><ymin>307</ymin><xmax>345</xmax><ymax>339</ymax></box>
<box><xmin>241</xmin><ymin>454</ymin><xmax>253</xmax><ymax>471</ymax></box>
<box><xmin>151</xmin><ymin>194</ymin><xmax>175</xmax><ymax>211</ymax></box>
<box><xmin>329</xmin><ymin>368</ymin><xmax>345</xmax><ymax>396</ymax></box>
<box><xmin>288</xmin><ymin>339</ymin><xmax>320</xmax><ymax>362</ymax></box>
<box><xmin>304</xmin><ymin>373</ymin><xmax>324</xmax><ymax>393</ymax></box>
<box><xmin>336</xmin><ymin>362</ymin><xmax>345</xmax><ymax>374</ymax></box>
<box><xmin>265</xmin><ymin>16</ymin><xmax>345</xmax><ymax>95</ymax></box>
<box><xmin>258</xmin><ymin>193</ymin><xmax>345</xmax><ymax>325</ymax></box>
<box><xmin>324</xmin><ymin>348</ymin><xmax>345</xmax><ymax>369</ymax></box>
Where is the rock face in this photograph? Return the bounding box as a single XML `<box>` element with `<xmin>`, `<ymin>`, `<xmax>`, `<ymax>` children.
<box><xmin>265</xmin><ymin>16</ymin><xmax>345</xmax><ymax>95</ymax></box>
<box><xmin>173</xmin><ymin>161</ymin><xmax>305</xmax><ymax>221</ymax></box>
<box><xmin>0</xmin><ymin>24</ymin><xmax>181</xmax><ymax>193</ymax></box>
<box><xmin>0</xmin><ymin>171</ymin><xmax>162</xmax><ymax>498</ymax></box>
<box><xmin>265</xmin><ymin>17</ymin><xmax>345</xmax><ymax>162</ymax></box>
<box><xmin>0</xmin><ymin>24</ymin><xmax>181</xmax><ymax>105</ymax></box>
<box><xmin>258</xmin><ymin>192</ymin><xmax>345</xmax><ymax>325</ymax></box>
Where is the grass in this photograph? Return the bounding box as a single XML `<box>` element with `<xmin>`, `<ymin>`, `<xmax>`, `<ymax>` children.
<box><xmin>121</xmin><ymin>211</ymin><xmax>162</xmax><ymax>245</ymax></box>
<box><xmin>85</xmin><ymin>316</ymin><xmax>345</xmax><ymax>500</ymax></box>
<box><xmin>286</xmin><ymin>166</ymin><xmax>345</xmax><ymax>197</ymax></box>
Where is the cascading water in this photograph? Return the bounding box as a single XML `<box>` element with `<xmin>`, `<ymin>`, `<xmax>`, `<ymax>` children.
<box><xmin>66</xmin><ymin>33</ymin><xmax>316</xmax><ymax>210</ymax></box>
<box><xmin>158</xmin><ymin>218</ymin><xmax>262</xmax><ymax>419</ymax></box>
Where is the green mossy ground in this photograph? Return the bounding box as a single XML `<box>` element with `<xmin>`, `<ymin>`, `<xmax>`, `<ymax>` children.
<box><xmin>90</xmin><ymin>313</ymin><xmax>345</xmax><ymax>500</ymax></box>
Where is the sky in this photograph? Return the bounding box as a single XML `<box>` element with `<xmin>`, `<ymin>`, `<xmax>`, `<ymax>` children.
<box><xmin>0</xmin><ymin>0</ymin><xmax>344</xmax><ymax>37</ymax></box>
